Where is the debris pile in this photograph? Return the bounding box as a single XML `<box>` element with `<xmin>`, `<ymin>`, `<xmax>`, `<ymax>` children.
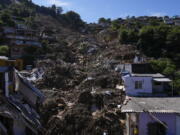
<box><xmin>36</xmin><ymin>59</ymin><xmax>85</xmax><ymax>89</ymax></box>
<box><xmin>30</xmin><ymin>25</ymin><xmax>138</xmax><ymax>134</ymax></box>
<box><xmin>45</xmin><ymin>91</ymin><xmax>125</xmax><ymax>135</ymax></box>
<box><xmin>0</xmin><ymin>68</ymin><xmax>45</xmax><ymax>135</ymax></box>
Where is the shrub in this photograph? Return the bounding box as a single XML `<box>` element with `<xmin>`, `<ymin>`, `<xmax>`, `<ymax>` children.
<box><xmin>0</xmin><ymin>45</ymin><xmax>9</xmax><ymax>56</ymax></box>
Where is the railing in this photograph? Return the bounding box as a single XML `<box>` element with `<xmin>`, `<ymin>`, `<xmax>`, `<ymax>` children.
<box><xmin>11</xmin><ymin>40</ymin><xmax>42</xmax><ymax>47</ymax></box>
<box><xmin>6</xmin><ymin>35</ymin><xmax>38</xmax><ymax>41</ymax></box>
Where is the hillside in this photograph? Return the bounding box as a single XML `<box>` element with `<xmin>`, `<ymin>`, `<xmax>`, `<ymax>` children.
<box><xmin>0</xmin><ymin>0</ymin><xmax>180</xmax><ymax>135</ymax></box>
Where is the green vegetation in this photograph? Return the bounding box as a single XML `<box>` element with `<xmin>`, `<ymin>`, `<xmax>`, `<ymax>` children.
<box><xmin>150</xmin><ymin>59</ymin><xmax>176</xmax><ymax>76</ymax></box>
<box><xmin>0</xmin><ymin>11</ymin><xmax>15</xmax><ymax>26</ymax></box>
<box><xmin>62</xmin><ymin>11</ymin><xmax>85</xmax><ymax>30</ymax></box>
<box><xmin>119</xmin><ymin>28</ymin><xmax>138</xmax><ymax>44</ymax></box>
<box><xmin>118</xmin><ymin>24</ymin><xmax>180</xmax><ymax>65</ymax></box>
<box><xmin>150</xmin><ymin>59</ymin><xmax>180</xmax><ymax>92</ymax></box>
<box><xmin>98</xmin><ymin>18</ymin><xmax>111</xmax><ymax>25</ymax></box>
<box><xmin>0</xmin><ymin>0</ymin><xmax>85</xmax><ymax>30</ymax></box>
<box><xmin>0</xmin><ymin>45</ymin><xmax>9</xmax><ymax>56</ymax></box>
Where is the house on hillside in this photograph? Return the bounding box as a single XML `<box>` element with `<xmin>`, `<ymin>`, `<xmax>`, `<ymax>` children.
<box><xmin>163</xmin><ymin>16</ymin><xmax>180</xmax><ymax>26</ymax></box>
<box><xmin>163</xmin><ymin>17</ymin><xmax>174</xmax><ymax>25</ymax></box>
<box><xmin>120</xmin><ymin>61</ymin><xmax>180</xmax><ymax>135</ymax></box>
<box><xmin>174</xmin><ymin>19</ymin><xmax>180</xmax><ymax>26</ymax></box>
<box><xmin>122</xmin><ymin>73</ymin><xmax>172</xmax><ymax>97</ymax></box>
<box><xmin>1</xmin><ymin>16</ymin><xmax>42</xmax><ymax>60</ymax></box>
<box><xmin>3</xmin><ymin>26</ymin><xmax>41</xmax><ymax>59</ymax></box>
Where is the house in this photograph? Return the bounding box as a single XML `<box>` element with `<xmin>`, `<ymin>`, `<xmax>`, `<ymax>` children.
<box><xmin>163</xmin><ymin>17</ymin><xmax>174</xmax><ymax>25</ymax></box>
<box><xmin>3</xmin><ymin>27</ymin><xmax>42</xmax><ymax>59</ymax></box>
<box><xmin>121</xmin><ymin>97</ymin><xmax>180</xmax><ymax>135</ymax></box>
<box><xmin>122</xmin><ymin>73</ymin><xmax>172</xmax><ymax>97</ymax></box>
<box><xmin>163</xmin><ymin>16</ymin><xmax>180</xmax><ymax>26</ymax></box>
<box><xmin>0</xmin><ymin>57</ymin><xmax>45</xmax><ymax>135</ymax></box>
<box><xmin>174</xmin><ymin>19</ymin><xmax>180</xmax><ymax>26</ymax></box>
<box><xmin>120</xmin><ymin>61</ymin><xmax>179</xmax><ymax>135</ymax></box>
<box><xmin>1</xmin><ymin>17</ymin><xmax>42</xmax><ymax>59</ymax></box>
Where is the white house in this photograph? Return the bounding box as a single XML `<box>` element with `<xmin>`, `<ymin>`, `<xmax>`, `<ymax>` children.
<box><xmin>122</xmin><ymin>73</ymin><xmax>172</xmax><ymax>96</ymax></box>
<box><xmin>163</xmin><ymin>17</ymin><xmax>174</xmax><ymax>25</ymax></box>
<box><xmin>174</xmin><ymin>19</ymin><xmax>180</xmax><ymax>26</ymax></box>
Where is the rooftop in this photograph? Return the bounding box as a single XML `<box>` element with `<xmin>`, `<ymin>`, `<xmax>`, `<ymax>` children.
<box><xmin>121</xmin><ymin>96</ymin><xmax>180</xmax><ymax>113</ymax></box>
<box><xmin>131</xmin><ymin>73</ymin><xmax>165</xmax><ymax>78</ymax></box>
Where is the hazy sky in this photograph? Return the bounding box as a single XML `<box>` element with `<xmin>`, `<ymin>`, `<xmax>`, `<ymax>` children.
<box><xmin>32</xmin><ymin>0</ymin><xmax>180</xmax><ymax>22</ymax></box>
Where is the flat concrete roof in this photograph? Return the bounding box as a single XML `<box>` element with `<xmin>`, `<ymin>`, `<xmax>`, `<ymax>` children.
<box><xmin>121</xmin><ymin>96</ymin><xmax>180</xmax><ymax>113</ymax></box>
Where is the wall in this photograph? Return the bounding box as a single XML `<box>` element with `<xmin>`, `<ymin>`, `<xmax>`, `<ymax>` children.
<box><xmin>116</xmin><ymin>64</ymin><xmax>132</xmax><ymax>73</ymax></box>
<box><xmin>15</xmin><ymin>73</ymin><xmax>38</xmax><ymax>107</ymax></box>
<box><xmin>124</xmin><ymin>76</ymin><xmax>152</xmax><ymax>96</ymax></box>
<box><xmin>139</xmin><ymin>113</ymin><xmax>176</xmax><ymax>135</ymax></box>
<box><xmin>176</xmin><ymin>116</ymin><xmax>180</xmax><ymax>135</ymax></box>
<box><xmin>13</xmin><ymin>120</ymin><xmax>26</xmax><ymax>135</ymax></box>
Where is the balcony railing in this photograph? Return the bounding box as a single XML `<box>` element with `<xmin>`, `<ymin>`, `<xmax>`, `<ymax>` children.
<box><xmin>11</xmin><ymin>40</ymin><xmax>42</xmax><ymax>47</ymax></box>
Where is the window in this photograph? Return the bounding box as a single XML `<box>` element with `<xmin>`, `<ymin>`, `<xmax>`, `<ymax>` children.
<box><xmin>154</xmin><ymin>82</ymin><xmax>161</xmax><ymax>86</ymax></box>
<box><xmin>135</xmin><ymin>81</ymin><xmax>142</xmax><ymax>89</ymax></box>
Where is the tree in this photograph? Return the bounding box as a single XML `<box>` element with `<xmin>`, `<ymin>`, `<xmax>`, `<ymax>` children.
<box><xmin>111</xmin><ymin>19</ymin><xmax>121</xmax><ymax>30</ymax></box>
<box><xmin>119</xmin><ymin>29</ymin><xmax>129</xmax><ymax>44</ymax></box>
<box><xmin>98</xmin><ymin>18</ymin><xmax>111</xmax><ymax>25</ymax></box>
<box><xmin>0</xmin><ymin>45</ymin><xmax>9</xmax><ymax>56</ymax></box>
<box><xmin>0</xmin><ymin>11</ymin><xmax>15</xmax><ymax>26</ymax></box>
<box><xmin>137</xmin><ymin>25</ymin><xmax>169</xmax><ymax>57</ymax></box>
<box><xmin>166</xmin><ymin>26</ymin><xmax>180</xmax><ymax>60</ymax></box>
<box><xmin>51</xmin><ymin>4</ymin><xmax>56</xmax><ymax>12</ymax></box>
<box><xmin>64</xmin><ymin>11</ymin><xmax>84</xmax><ymax>30</ymax></box>
<box><xmin>56</xmin><ymin>7</ymin><xmax>63</xmax><ymax>14</ymax></box>
<box><xmin>119</xmin><ymin>28</ymin><xmax>138</xmax><ymax>44</ymax></box>
<box><xmin>150</xmin><ymin>58</ymin><xmax>176</xmax><ymax>76</ymax></box>
<box><xmin>174</xmin><ymin>71</ymin><xmax>180</xmax><ymax>92</ymax></box>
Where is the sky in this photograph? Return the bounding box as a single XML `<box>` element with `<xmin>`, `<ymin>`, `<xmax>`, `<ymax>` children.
<box><xmin>32</xmin><ymin>0</ymin><xmax>180</xmax><ymax>23</ymax></box>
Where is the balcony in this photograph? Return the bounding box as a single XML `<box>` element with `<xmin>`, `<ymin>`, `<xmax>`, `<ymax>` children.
<box><xmin>11</xmin><ymin>40</ymin><xmax>42</xmax><ymax>47</ymax></box>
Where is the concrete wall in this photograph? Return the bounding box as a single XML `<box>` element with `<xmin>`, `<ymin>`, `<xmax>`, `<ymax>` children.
<box><xmin>139</xmin><ymin>113</ymin><xmax>176</xmax><ymax>135</ymax></box>
<box><xmin>124</xmin><ymin>76</ymin><xmax>152</xmax><ymax>96</ymax></box>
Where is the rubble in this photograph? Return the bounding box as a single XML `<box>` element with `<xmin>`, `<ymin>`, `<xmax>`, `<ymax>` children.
<box><xmin>0</xmin><ymin>1</ymin><xmax>165</xmax><ymax>134</ymax></box>
<box><xmin>0</xmin><ymin>67</ymin><xmax>45</xmax><ymax>135</ymax></box>
<box><xmin>25</xmin><ymin>24</ymin><xmax>138</xmax><ymax>134</ymax></box>
<box><xmin>45</xmin><ymin>91</ymin><xmax>125</xmax><ymax>135</ymax></box>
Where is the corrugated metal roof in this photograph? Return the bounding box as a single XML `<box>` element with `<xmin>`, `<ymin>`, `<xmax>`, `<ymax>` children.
<box><xmin>121</xmin><ymin>97</ymin><xmax>180</xmax><ymax>113</ymax></box>
<box><xmin>153</xmin><ymin>78</ymin><xmax>172</xmax><ymax>82</ymax></box>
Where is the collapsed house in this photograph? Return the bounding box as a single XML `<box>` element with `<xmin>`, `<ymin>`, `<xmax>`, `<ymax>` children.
<box><xmin>0</xmin><ymin>57</ymin><xmax>45</xmax><ymax>135</ymax></box>
<box><xmin>120</xmin><ymin>63</ymin><xmax>180</xmax><ymax>135</ymax></box>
